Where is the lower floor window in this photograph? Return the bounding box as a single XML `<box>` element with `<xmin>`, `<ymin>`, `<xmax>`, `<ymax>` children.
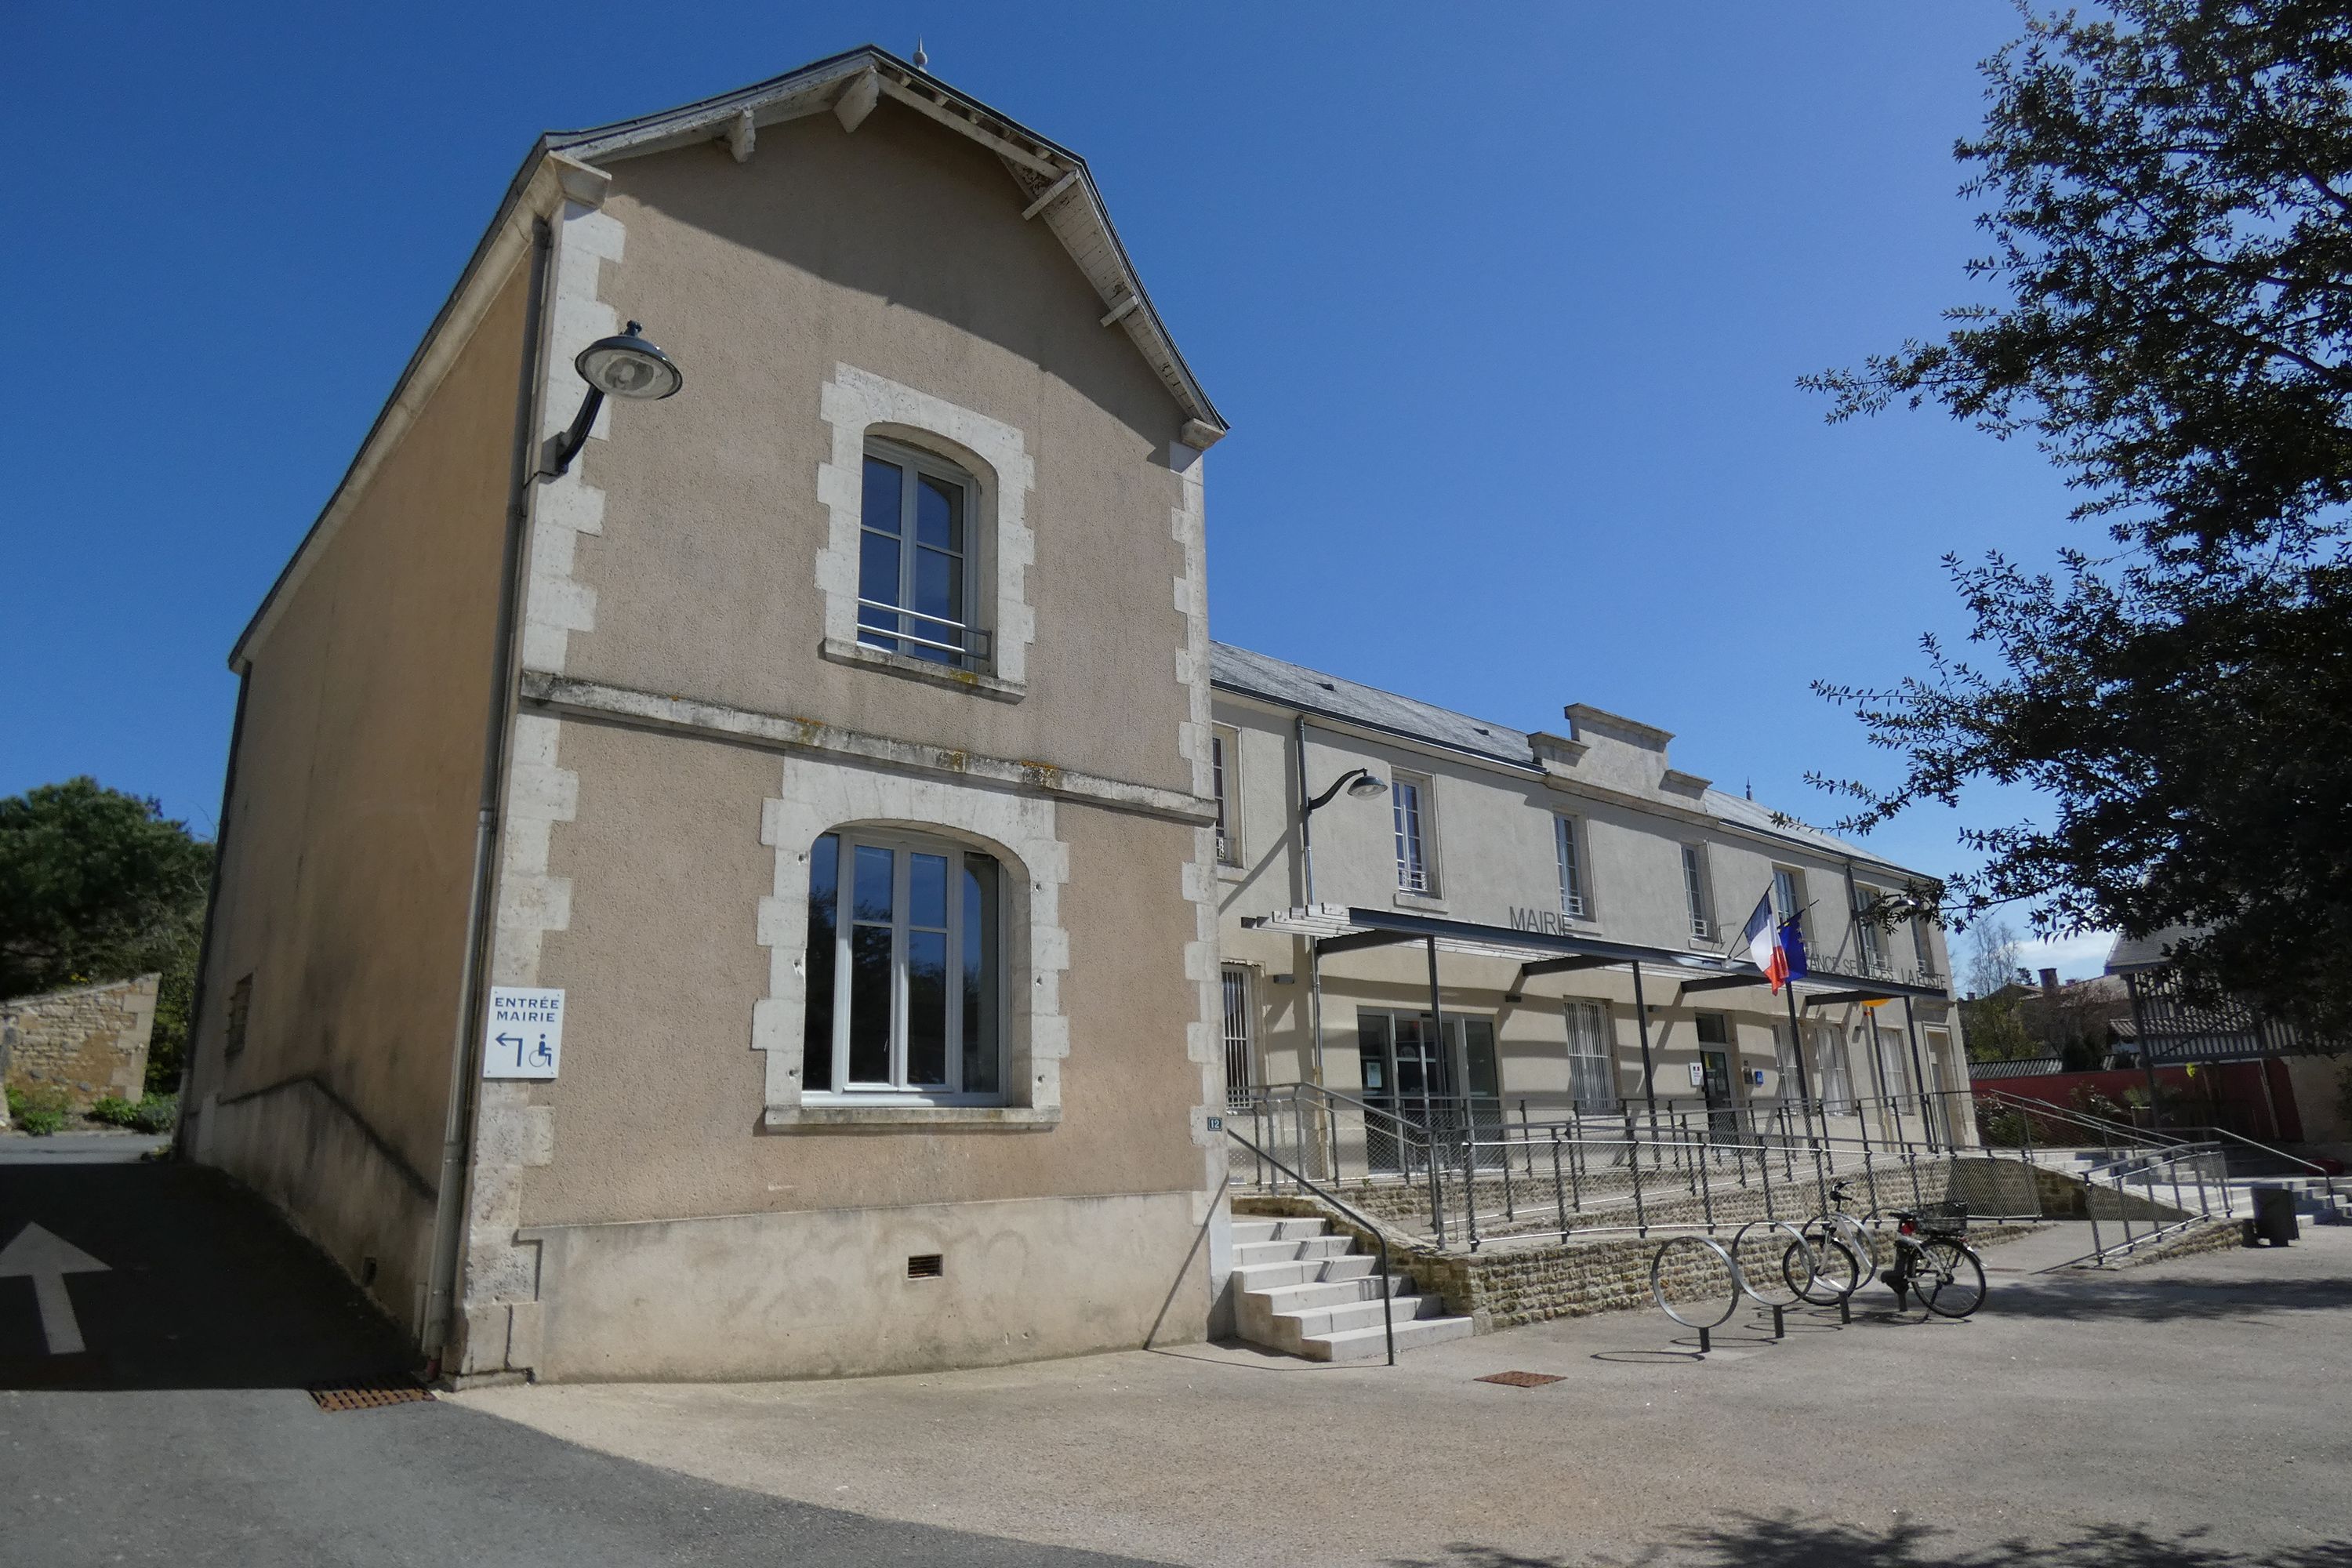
<box><xmin>803</xmin><ymin>830</ymin><xmax>1004</xmax><ymax>1100</ymax></box>
<box><xmin>1564</xmin><ymin>1000</ymin><xmax>1615</xmax><ymax>1109</ymax></box>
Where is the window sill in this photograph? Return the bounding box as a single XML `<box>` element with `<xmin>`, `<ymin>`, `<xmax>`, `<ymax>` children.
<box><xmin>1392</xmin><ymin>891</ymin><xmax>1448</xmax><ymax>913</ymax></box>
<box><xmin>763</xmin><ymin>1102</ymin><xmax>1061</xmax><ymax>1131</ymax></box>
<box><xmin>1216</xmin><ymin>859</ymin><xmax>1247</xmax><ymax>881</ymax></box>
<box><xmin>819</xmin><ymin>637</ymin><xmax>1026</xmax><ymax>702</ymax></box>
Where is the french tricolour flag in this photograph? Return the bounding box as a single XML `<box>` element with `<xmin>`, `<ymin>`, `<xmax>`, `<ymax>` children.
<box><xmin>1741</xmin><ymin>895</ymin><xmax>1806</xmax><ymax>993</ymax></box>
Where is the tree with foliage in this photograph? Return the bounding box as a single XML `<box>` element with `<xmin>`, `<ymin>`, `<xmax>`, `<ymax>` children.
<box><xmin>0</xmin><ymin>778</ymin><xmax>213</xmax><ymax>1091</ymax></box>
<box><xmin>1805</xmin><ymin>0</ymin><xmax>2352</xmax><ymax>1039</ymax></box>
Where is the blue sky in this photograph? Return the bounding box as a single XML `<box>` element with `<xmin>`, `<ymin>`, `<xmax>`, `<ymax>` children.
<box><xmin>1</xmin><ymin>3</ymin><xmax>2106</xmax><ymax>978</ymax></box>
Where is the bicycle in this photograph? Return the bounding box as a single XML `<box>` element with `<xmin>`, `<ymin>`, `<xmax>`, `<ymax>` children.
<box><xmin>1783</xmin><ymin>1178</ymin><xmax>1872</xmax><ymax>1306</ymax></box>
<box><xmin>1884</xmin><ymin>1200</ymin><xmax>1987</xmax><ymax>1318</ymax></box>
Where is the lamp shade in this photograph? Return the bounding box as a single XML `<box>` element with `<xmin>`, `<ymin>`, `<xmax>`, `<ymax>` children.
<box><xmin>575</xmin><ymin>321</ymin><xmax>683</xmax><ymax>401</ymax></box>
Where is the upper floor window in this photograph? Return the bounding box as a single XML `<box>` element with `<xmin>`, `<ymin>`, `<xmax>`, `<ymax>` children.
<box><xmin>1854</xmin><ymin>884</ymin><xmax>1887</xmax><ymax>974</ymax></box>
<box><xmin>1771</xmin><ymin>866</ymin><xmax>1808</xmax><ymax>942</ymax></box>
<box><xmin>1555</xmin><ymin>815</ymin><xmax>1587</xmax><ymax>919</ymax></box>
<box><xmin>803</xmin><ymin>829</ymin><xmax>1004</xmax><ymax>1102</ymax></box>
<box><xmin>858</xmin><ymin>441</ymin><xmax>989</xmax><ymax>670</ymax></box>
<box><xmin>1680</xmin><ymin>844</ymin><xmax>1714</xmax><ymax>942</ymax></box>
<box><xmin>1394</xmin><ymin>773</ymin><xmax>1433</xmax><ymax>894</ymax></box>
<box><xmin>1211</xmin><ymin>726</ymin><xmax>1240</xmax><ymax>867</ymax></box>
<box><xmin>1911</xmin><ymin>913</ymin><xmax>1938</xmax><ymax>978</ymax></box>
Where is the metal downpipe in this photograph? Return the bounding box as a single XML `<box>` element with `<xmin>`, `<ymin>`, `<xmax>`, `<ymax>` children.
<box><xmin>421</xmin><ymin>215</ymin><xmax>554</xmax><ymax>1370</ymax></box>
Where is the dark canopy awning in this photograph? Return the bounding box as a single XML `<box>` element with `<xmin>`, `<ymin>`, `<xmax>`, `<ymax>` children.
<box><xmin>1240</xmin><ymin>903</ymin><xmax>1949</xmax><ymax>1003</ymax></box>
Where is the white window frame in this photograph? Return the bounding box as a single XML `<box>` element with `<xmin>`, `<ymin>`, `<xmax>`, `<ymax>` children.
<box><xmin>803</xmin><ymin>827</ymin><xmax>1007</xmax><ymax>1105</ymax></box>
<box><xmin>856</xmin><ymin>438</ymin><xmax>989</xmax><ymax>670</ymax></box>
<box><xmin>1680</xmin><ymin>843</ymin><xmax>1714</xmax><ymax>942</ymax></box>
<box><xmin>1555</xmin><ymin>815</ymin><xmax>1588</xmax><ymax>920</ymax></box>
<box><xmin>1393</xmin><ymin>771</ymin><xmax>1436</xmax><ymax>895</ymax></box>
<box><xmin>1771</xmin><ymin>866</ymin><xmax>1809</xmax><ymax>944</ymax></box>
<box><xmin>1211</xmin><ymin>725</ymin><xmax>1241</xmax><ymax>868</ymax></box>
<box><xmin>1563</xmin><ymin>998</ymin><xmax>1616</xmax><ymax>1109</ymax></box>
<box><xmin>1853</xmin><ymin>883</ymin><xmax>1889</xmax><ymax>975</ymax></box>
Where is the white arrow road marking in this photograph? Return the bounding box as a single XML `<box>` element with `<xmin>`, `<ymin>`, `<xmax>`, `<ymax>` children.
<box><xmin>0</xmin><ymin>1223</ymin><xmax>111</xmax><ymax>1355</ymax></box>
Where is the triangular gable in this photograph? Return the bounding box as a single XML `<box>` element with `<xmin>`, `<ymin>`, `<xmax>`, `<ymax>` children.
<box><xmin>544</xmin><ymin>46</ymin><xmax>1227</xmax><ymax>448</ymax></box>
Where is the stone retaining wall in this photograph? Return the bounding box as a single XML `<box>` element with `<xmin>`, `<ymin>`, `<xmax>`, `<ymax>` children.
<box><xmin>1</xmin><ymin>974</ymin><xmax>158</xmax><ymax>1109</ymax></box>
<box><xmin>1235</xmin><ymin>1191</ymin><xmax>2049</xmax><ymax>1334</ymax></box>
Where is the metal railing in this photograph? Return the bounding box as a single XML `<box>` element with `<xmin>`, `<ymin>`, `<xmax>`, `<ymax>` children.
<box><xmin>1229</xmin><ymin>1083</ymin><xmax>2047</xmax><ymax>1256</ymax></box>
<box><xmin>855</xmin><ymin>603</ymin><xmax>992</xmax><ymax>664</ymax></box>
<box><xmin>2080</xmin><ymin>1142</ymin><xmax>2235</xmax><ymax>1265</ymax></box>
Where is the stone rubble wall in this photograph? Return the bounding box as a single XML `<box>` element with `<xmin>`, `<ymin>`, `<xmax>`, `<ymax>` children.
<box><xmin>1238</xmin><ymin>1175</ymin><xmax>2056</xmax><ymax>1335</ymax></box>
<box><xmin>1</xmin><ymin>974</ymin><xmax>158</xmax><ymax>1109</ymax></box>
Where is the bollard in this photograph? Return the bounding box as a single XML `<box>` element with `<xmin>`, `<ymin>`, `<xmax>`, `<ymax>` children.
<box><xmin>1772</xmin><ymin>1303</ymin><xmax>1785</xmax><ymax>1339</ymax></box>
<box><xmin>1697</xmin><ymin>1325</ymin><xmax>1711</xmax><ymax>1355</ymax></box>
<box><xmin>1838</xmin><ymin>1294</ymin><xmax>1851</xmax><ymax>1325</ymax></box>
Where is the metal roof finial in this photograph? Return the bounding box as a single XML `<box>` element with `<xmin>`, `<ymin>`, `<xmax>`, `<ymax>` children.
<box><xmin>913</xmin><ymin>35</ymin><xmax>928</xmax><ymax>68</ymax></box>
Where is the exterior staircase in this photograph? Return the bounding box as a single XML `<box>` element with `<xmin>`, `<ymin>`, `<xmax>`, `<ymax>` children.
<box><xmin>2027</xmin><ymin>1148</ymin><xmax>2348</xmax><ymax>1225</ymax></box>
<box><xmin>1230</xmin><ymin>1216</ymin><xmax>1473</xmax><ymax>1361</ymax></box>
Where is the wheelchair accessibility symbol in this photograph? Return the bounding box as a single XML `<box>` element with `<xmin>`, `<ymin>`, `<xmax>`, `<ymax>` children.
<box><xmin>484</xmin><ymin>986</ymin><xmax>565</xmax><ymax>1080</ymax></box>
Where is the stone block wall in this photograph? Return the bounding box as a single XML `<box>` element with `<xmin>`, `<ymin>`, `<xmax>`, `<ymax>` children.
<box><xmin>1235</xmin><ymin>1186</ymin><xmax>2052</xmax><ymax>1336</ymax></box>
<box><xmin>1</xmin><ymin>974</ymin><xmax>159</xmax><ymax>1109</ymax></box>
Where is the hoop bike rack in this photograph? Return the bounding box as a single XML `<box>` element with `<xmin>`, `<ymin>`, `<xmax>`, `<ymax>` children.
<box><xmin>1649</xmin><ymin>1221</ymin><xmax>1820</xmax><ymax>1353</ymax></box>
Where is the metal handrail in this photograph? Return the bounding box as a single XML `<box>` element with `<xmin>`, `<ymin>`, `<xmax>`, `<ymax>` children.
<box><xmin>2075</xmin><ymin>1141</ymin><xmax>2231</xmax><ymax>1266</ymax></box>
<box><xmin>854</xmin><ymin>601</ymin><xmax>993</xmax><ymax>661</ymax></box>
<box><xmin>2180</xmin><ymin>1123</ymin><xmax>2340</xmax><ymax>1196</ymax></box>
<box><xmin>1972</xmin><ymin>1087</ymin><xmax>2186</xmax><ymax>1150</ymax></box>
<box><xmin>1222</xmin><ymin>1125</ymin><xmax>1399</xmax><ymax>1366</ymax></box>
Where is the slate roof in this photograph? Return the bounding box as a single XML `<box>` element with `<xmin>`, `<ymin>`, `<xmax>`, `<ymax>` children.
<box><xmin>1208</xmin><ymin>641</ymin><xmax>1913</xmax><ymax>874</ymax></box>
<box><xmin>2107</xmin><ymin>927</ymin><xmax>2198</xmax><ymax>973</ymax></box>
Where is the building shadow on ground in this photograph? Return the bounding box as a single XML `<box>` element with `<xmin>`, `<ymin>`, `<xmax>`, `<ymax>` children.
<box><xmin>1987</xmin><ymin>1274</ymin><xmax>2352</xmax><ymax>1323</ymax></box>
<box><xmin>0</xmin><ymin>1158</ymin><xmax>412</xmax><ymax>1392</ymax></box>
<box><xmin>1388</xmin><ymin>1515</ymin><xmax>2352</xmax><ymax>1568</ymax></box>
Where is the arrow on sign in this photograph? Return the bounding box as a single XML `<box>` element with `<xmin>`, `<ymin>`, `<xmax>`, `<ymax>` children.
<box><xmin>0</xmin><ymin>1223</ymin><xmax>110</xmax><ymax>1354</ymax></box>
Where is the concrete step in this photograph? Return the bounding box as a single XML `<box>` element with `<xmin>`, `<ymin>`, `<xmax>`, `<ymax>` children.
<box><xmin>1232</xmin><ymin>1254</ymin><xmax>1377</xmax><ymax>1291</ymax></box>
<box><xmin>1231</xmin><ymin>1234</ymin><xmax>1353</xmax><ymax>1267</ymax></box>
<box><xmin>1229</xmin><ymin>1218</ymin><xmax>1329</xmax><ymax>1247</ymax></box>
<box><xmin>1276</xmin><ymin>1291</ymin><xmax>1452</xmax><ymax>1340</ymax></box>
<box><xmin>1301</xmin><ymin>1313</ymin><xmax>1477</xmax><ymax>1363</ymax></box>
<box><xmin>1248</xmin><ymin>1272</ymin><xmax>1415</xmax><ymax>1314</ymax></box>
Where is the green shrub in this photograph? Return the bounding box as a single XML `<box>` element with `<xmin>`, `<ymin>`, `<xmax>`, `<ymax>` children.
<box><xmin>130</xmin><ymin>1094</ymin><xmax>177</xmax><ymax>1134</ymax></box>
<box><xmin>88</xmin><ymin>1094</ymin><xmax>139</xmax><ymax>1127</ymax></box>
<box><xmin>7</xmin><ymin>1083</ymin><xmax>71</xmax><ymax>1136</ymax></box>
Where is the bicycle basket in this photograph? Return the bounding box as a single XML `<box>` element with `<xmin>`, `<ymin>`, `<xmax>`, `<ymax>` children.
<box><xmin>1917</xmin><ymin>1200</ymin><xmax>1969</xmax><ymax>1236</ymax></box>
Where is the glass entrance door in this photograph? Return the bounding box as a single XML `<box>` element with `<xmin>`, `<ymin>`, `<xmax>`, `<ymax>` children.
<box><xmin>1699</xmin><ymin>1048</ymin><xmax>1737</xmax><ymax>1134</ymax></box>
<box><xmin>1358</xmin><ymin>1012</ymin><xmax>1499</xmax><ymax>1173</ymax></box>
<box><xmin>1359</xmin><ymin>1013</ymin><xmax>1450</xmax><ymax>1174</ymax></box>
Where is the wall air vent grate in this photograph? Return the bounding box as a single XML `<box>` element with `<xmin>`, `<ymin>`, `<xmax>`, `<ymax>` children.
<box><xmin>906</xmin><ymin>1254</ymin><xmax>945</xmax><ymax>1279</ymax></box>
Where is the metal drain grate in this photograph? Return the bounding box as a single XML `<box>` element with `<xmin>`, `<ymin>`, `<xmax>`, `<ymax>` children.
<box><xmin>308</xmin><ymin>1379</ymin><xmax>436</xmax><ymax>1413</ymax></box>
<box><xmin>1475</xmin><ymin>1370</ymin><xmax>1564</xmax><ymax>1388</ymax></box>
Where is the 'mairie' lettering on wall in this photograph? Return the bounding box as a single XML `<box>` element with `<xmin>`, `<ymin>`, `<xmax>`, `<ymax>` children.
<box><xmin>1507</xmin><ymin>907</ymin><xmax>1579</xmax><ymax>935</ymax></box>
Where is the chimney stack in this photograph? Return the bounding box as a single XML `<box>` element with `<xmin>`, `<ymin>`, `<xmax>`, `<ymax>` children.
<box><xmin>2039</xmin><ymin>967</ymin><xmax>2060</xmax><ymax>1000</ymax></box>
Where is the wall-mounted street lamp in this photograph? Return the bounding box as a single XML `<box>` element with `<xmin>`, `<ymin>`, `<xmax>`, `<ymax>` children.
<box><xmin>546</xmin><ymin>320</ymin><xmax>684</xmax><ymax>477</ymax></box>
<box><xmin>1299</xmin><ymin>765</ymin><xmax>1385</xmax><ymax>907</ymax></box>
<box><xmin>1305</xmin><ymin>767</ymin><xmax>1388</xmax><ymax>815</ymax></box>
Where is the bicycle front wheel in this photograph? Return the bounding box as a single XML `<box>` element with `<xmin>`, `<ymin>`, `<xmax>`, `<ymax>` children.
<box><xmin>1784</xmin><ymin>1236</ymin><xmax>1858</xmax><ymax>1305</ymax></box>
<box><xmin>1914</xmin><ymin>1240</ymin><xmax>1987</xmax><ymax>1318</ymax></box>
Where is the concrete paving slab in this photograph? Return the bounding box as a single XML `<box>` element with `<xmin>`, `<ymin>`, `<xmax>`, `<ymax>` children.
<box><xmin>458</xmin><ymin>1227</ymin><xmax>2352</xmax><ymax>1568</ymax></box>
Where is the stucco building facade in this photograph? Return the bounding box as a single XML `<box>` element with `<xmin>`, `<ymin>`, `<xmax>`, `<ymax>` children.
<box><xmin>182</xmin><ymin>49</ymin><xmax>1232</xmax><ymax>1383</ymax></box>
<box><xmin>1208</xmin><ymin>644</ymin><xmax>1970</xmax><ymax>1151</ymax></box>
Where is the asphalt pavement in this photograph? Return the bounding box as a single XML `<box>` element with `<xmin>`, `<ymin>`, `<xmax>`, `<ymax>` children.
<box><xmin>0</xmin><ymin>1136</ymin><xmax>1163</xmax><ymax>1566</ymax></box>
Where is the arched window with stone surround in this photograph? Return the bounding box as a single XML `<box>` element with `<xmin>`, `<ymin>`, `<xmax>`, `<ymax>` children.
<box><xmin>800</xmin><ymin>826</ymin><xmax>1005</xmax><ymax>1102</ymax></box>
<box><xmin>856</xmin><ymin>438</ymin><xmax>989</xmax><ymax>670</ymax></box>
